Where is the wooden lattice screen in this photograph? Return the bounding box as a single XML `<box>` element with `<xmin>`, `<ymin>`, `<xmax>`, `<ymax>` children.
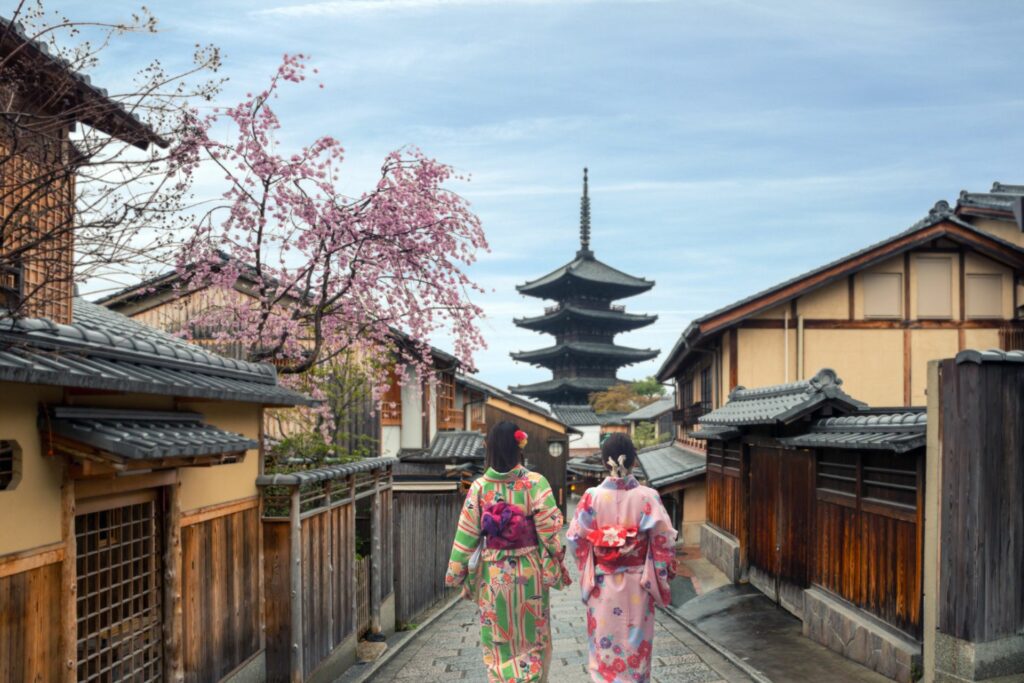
<box><xmin>0</xmin><ymin>139</ymin><xmax>74</xmax><ymax>323</ymax></box>
<box><xmin>0</xmin><ymin>440</ymin><xmax>14</xmax><ymax>490</ymax></box>
<box><xmin>75</xmin><ymin>494</ymin><xmax>163</xmax><ymax>683</ymax></box>
<box><xmin>381</xmin><ymin>367</ymin><xmax>402</xmax><ymax>425</ymax></box>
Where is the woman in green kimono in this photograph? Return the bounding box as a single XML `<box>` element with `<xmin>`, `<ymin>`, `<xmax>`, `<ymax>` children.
<box><xmin>445</xmin><ymin>421</ymin><xmax>570</xmax><ymax>683</ymax></box>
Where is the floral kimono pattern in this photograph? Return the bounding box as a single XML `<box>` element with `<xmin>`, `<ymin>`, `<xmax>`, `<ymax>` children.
<box><xmin>567</xmin><ymin>475</ymin><xmax>677</xmax><ymax>683</ymax></box>
<box><xmin>445</xmin><ymin>466</ymin><xmax>570</xmax><ymax>683</ymax></box>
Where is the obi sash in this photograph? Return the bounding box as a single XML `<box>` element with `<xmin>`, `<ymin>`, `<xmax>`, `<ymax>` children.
<box><xmin>585</xmin><ymin>525</ymin><xmax>648</xmax><ymax>571</ymax></box>
<box><xmin>480</xmin><ymin>501</ymin><xmax>539</xmax><ymax>550</ymax></box>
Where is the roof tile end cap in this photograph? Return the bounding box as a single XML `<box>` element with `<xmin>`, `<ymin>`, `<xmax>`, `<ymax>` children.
<box><xmin>956</xmin><ymin>348</ymin><xmax>1024</xmax><ymax>365</ymax></box>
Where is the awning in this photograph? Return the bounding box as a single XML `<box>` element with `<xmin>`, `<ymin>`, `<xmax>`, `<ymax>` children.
<box><xmin>43</xmin><ymin>407</ymin><xmax>257</xmax><ymax>468</ymax></box>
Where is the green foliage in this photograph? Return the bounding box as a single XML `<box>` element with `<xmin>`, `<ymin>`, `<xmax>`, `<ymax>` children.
<box><xmin>265</xmin><ymin>431</ymin><xmax>363</xmax><ymax>474</ymax></box>
<box><xmin>633</xmin><ymin>421</ymin><xmax>659</xmax><ymax>449</ymax></box>
<box><xmin>590</xmin><ymin>377</ymin><xmax>665</xmax><ymax>414</ymax></box>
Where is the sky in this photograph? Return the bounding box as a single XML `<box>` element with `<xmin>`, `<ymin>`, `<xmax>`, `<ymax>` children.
<box><xmin>53</xmin><ymin>0</ymin><xmax>1024</xmax><ymax>396</ymax></box>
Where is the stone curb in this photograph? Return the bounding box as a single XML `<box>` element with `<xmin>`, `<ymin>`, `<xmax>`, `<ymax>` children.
<box><xmin>334</xmin><ymin>592</ymin><xmax>464</xmax><ymax>683</ymax></box>
<box><xmin>658</xmin><ymin>606</ymin><xmax>774</xmax><ymax>683</ymax></box>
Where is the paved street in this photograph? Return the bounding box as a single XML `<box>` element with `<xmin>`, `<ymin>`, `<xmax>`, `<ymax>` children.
<box><xmin>371</xmin><ymin>543</ymin><xmax>754</xmax><ymax>683</ymax></box>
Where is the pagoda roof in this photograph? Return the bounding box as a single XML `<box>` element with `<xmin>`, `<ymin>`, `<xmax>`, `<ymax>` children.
<box><xmin>514</xmin><ymin>304</ymin><xmax>657</xmax><ymax>333</ymax></box>
<box><xmin>508</xmin><ymin>376</ymin><xmax>619</xmax><ymax>402</ymax></box>
<box><xmin>511</xmin><ymin>342</ymin><xmax>658</xmax><ymax>366</ymax></box>
<box><xmin>516</xmin><ymin>253</ymin><xmax>654</xmax><ymax>301</ymax></box>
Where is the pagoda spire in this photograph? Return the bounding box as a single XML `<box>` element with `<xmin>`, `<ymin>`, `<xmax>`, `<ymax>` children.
<box><xmin>578</xmin><ymin>167</ymin><xmax>592</xmax><ymax>258</ymax></box>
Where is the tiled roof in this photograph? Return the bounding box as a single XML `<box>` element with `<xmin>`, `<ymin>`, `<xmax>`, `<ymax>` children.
<box><xmin>0</xmin><ymin>17</ymin><xmax>165</xmax><ymax>148</ymax></box>
<box><xmin>416</xmin><ymin>431</ymin><xmax>485</xmax><ymax>462</ymax></box>
<box><xmin>698</xmin><ymin>369</ymin><xmax>865</xmax><ymax>427</ymax></box>
<box><xmin>514</xmin><ymin>305</ymin><xmax>657</xmax><ymax>333</ymax></box>
<box><xmin>517</xmin><ymin>254</ymin><xmax>654</xmax><ymax>300</ymax></box>
<box><xmin>637</xmin><ymin>442</ymin><xmax>706</xmax><ymax>489</ymax></box>
<box><xmin>550</xmin><ymin>404</ymin><xmax>600</xmax><ymax>426</ymax></box>
<box><xmin>598</xmin><ymin>412</ymin><xmax>629</xmax><ymax>426</ymax></box>
<box><xmin>956</xmin><ymin>182</ymin><xmax>1024</xmax><ymax>220</ymax></box>
<box><xmin>657</xmin><ymin>202</ymin><xmax>1024</xmax><ymax>381</ymax></box>
<box><xmin>624</xmin><ymin>397</ymin><xmax>675</xmax><ymax>422</ymax></box>
<box><xmin>0</xmin><ymin>299</ymin><xmax>307</xmax><ymax>405</ymax></box>
<box><xmin>512</xmin><ymin>341</ymin><xmax>658</xmax><ymax>365</ymax></box>
<box><xmin>778</xmin><ymin>411</ymin><xmax>926</xmax><ymax>453</ymax></box>
<box><xmin>956</xmin><ymin>348</ymin><xmax>1024</xmax><ymax>365</ymax></box>
<box><xmin>256</xmin><ymin>456</ymin><xmax>396</xmax><ymax>486</ymax></box>
<box><xmin>509</xmin><ymin>376</ymin><xmax>619</xmax><ymax>398</ymax></box>
<box><xmin>45</xmin><ymin>407</ymin><xmax>256</xmax><ymax>460</ymax></box>
<box><xmin>457</xmin><ymin>374</ymin><xmax>562</xmax><ymax>420</ymax></box>
<box><xmin>688</xmin><ymin>425</ymin><xmax>741</xmax><ymax>441</ymax></box>
<box><xmin>567</xmin><ymin>455</ymin><xmax>605</xmax><ymax>476</ymax></box>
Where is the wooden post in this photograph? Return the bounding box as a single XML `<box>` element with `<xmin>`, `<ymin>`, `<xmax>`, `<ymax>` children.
<box><xmin>350</xmin><ymin>475</ymin><xmax>357</xmax><ymax>633</ymax></box>
<box><xmin>325</xmin><ymin>480</ymin><xmax>334</xmax><ymax>647</ymax></box>
<box><xmin>60</xmin><ymin>472</ymin><xmax>76</xmax><ymax>683</ymax></box>
<box><xmin>370</xmin><ymin>471</ymin><xmax>382</xmax><ymax>635</ymax></box>
<box><xmin>164</xmin><ymin>478</ymin><xmax>184</xmax><ymax>683</ymax></box>
<box><xmin>289</xmin><ymin>487</ymin><xmax>304</xmax><ymax>683</ymax></box>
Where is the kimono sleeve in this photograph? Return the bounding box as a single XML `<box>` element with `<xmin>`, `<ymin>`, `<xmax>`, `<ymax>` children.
<box><xmin>639</xmin><ymin>488</ymin><xmax>678</xmax><ymax>607</ymax></box>
<box><xmin>445</xmin><ymin>479</ymin><xmax>482</xmax><ymax>587</ymax></box>
<box><xmin>566</xmin><ymin>488</ymin><xmax>597</xmax><ymax>570</ymax></box>
<box><xmin>531</xmin><ymin>474</ymin><xmax>571</xmax><ymax>590</ymax></box>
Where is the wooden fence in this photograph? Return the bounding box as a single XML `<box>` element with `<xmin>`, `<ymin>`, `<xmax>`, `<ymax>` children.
<box><xmin>258</xmin><ymin>458</ymin><xmax>394</xmax><ymax>683</ymax></box>
<box><xmin>393</xmin><ymin>490</ymin><xmax>463</xmax><ymax>626</ymax></box>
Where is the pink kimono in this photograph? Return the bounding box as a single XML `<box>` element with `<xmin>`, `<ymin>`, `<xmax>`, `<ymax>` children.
<box><xmin>567</xmin><ymin>475</ymin><xmax>677</xmax><ymax>683</ymax></box>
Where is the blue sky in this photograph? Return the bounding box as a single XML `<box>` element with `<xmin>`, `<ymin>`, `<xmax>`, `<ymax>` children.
<box><xmin>61</xmin><ymin>0</ymin><xmax>1024</xmax><ymax>395</ymax></box>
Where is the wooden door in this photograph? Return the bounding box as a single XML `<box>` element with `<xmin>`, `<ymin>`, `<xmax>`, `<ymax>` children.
<box><xmin>75</xmin><ymin>491</ymin><xmax>164</xmax><ymax>683</ymax></box>
<box><xmin>747</xmin><ymin>446</ymin><xmax>813</xmax><ymax>611</ymax></box>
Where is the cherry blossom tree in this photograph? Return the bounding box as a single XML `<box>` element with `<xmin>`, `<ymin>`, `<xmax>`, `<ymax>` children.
<box><xmin>169</xmin><ymin>54</ymin><xmax>489</xmax><ymax>407</ymax></box>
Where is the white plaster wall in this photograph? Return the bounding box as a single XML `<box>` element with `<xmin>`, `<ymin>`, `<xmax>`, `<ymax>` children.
<box><xmin>572</xmin><ymin>425</ymin><xmax>602</xmax><ymax>450</ymax></box>
<box><xmin>400</xmin><ymin>375</ymin><xmax>423</xmax><ymax>449</ymax></box>
<box><xmin>381</xmin><ymin>425</ymin><xmax>402</xmax><ymax>457</ymax></box>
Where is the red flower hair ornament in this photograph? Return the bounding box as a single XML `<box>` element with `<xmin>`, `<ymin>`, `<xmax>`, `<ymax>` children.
<box><xmin>514</xmin><ymin>430</ymin><xmax>529</xmax><ymax>448</ymax></box>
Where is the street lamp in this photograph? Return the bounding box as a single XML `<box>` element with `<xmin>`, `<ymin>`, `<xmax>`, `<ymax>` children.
<box><xmin>547</xmin><ymin>440</ymin><xmax>565</xmax><ymax>458</ymax></box>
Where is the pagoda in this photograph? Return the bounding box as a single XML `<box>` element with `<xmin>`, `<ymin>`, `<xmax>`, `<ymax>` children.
<box><xmin>509</xmin><ymin>169</ymin><xmax>659</xmax><ymax>405</ymax></box>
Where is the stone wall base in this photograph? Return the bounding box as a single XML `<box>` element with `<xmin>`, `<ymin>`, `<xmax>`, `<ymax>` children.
<box><xmin>699</xmin><ymin>523</ymin><xmax>743</xmax><ymax>584</ymax></box>
<box><xmin>934</xmin><ymin>630</ymin><xmax>1024</xmax><ymax>682</ymax></box>
<box><xmin>803</xmin><ymin>587</ymin><xmax>920</xmax><ymax>683</ymax></box>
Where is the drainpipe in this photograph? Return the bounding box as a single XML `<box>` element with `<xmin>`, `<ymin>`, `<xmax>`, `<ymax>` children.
<box><xmin>797</xmin><ymin>315</ymin><xmax>805</xmax><ymax>380</ymax></box>
<box><xmin>784</xmin><ymin>308</ymin><xmax>790</xmax><ymax>383</ymax></box>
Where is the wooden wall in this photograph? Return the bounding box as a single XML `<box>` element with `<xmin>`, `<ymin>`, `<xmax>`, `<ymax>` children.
<box><xmin>264</xmin><ymin>501</ymin><xmax>358</xmax><ymax>680</ymax></box>
<box><xmin>0</xmin><ymin>548</ymin><xmax>62</xmax><ymax>683</ymax></box>
<box><xmin>938</xmin><ymin>358</ymin><xmax>1024</xmax><ymax>643</ymax></box>
<box><xmin>706</xmin><ymin>441</ymin><xmax>745</xmax><ymax>539</ymax></box>
<box><xmin>181</xmin><ymin>501</ymin><xmax>262</xmax><ymax>683</ymax></box>
<box><xmin>814</xmin><ymin>449</ymin><xmax>923</xmax><ymax>637</ymax></box>
<box><xmin>393</xmin><ymin>490</ymin><xmax>462</xmax><ymax>625</ymax></box>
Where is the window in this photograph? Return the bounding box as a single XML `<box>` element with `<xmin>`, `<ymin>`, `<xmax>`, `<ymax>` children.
<box><xmin>0</xmin><ymin>440</ymin><xmax>19</xmax><ymax>490</ymax></box>
<box><xmin>965</xmin><ymin>274</ymin><xmax>1003</xmax><ymax>319</ymax></box>
<box><xmin>916</xmin><ymin>257</ymin><xmax>952</xmax><ymax>319</ymax></box>
<box><xmin>863</xmin><ymin>272</ymin><xmax>902</xmax><ymax>318</ymax></box>
<box><xmin>700</xmin><ymin>366</ymin><xmax>712</xmax><ymax>413</ymax></box>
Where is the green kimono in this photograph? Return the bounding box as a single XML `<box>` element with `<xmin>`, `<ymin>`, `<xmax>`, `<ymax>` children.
<box><xmin>445</xmin><ymin>466</ymin><xmax>569</xmax><ymax>683</ymax></box>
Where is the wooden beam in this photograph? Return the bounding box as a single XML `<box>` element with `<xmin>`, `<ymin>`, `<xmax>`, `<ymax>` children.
<box><xmin>739</xmin><ymin>318</ymin><xmax>1012</xmax><ymax>330</ymax></box>
<box><xmin>958</xmin><ymin>250</ymin><xmax>966</xmax><ymax>321</ymax></box>
<box><xmin>164</xmin><ymin>480</ymin><xmax>184</xmax><ymax>683</ymax></box>
<box><xmin>60</xmin><ymin>472</ymin><xmax>76</xmax><ymax>683</ymax></box>
<box><xmin>0</xmin><ymin>542</ymin><xmax>65</xmax><ymax>579</ymax></box>
<box><xmin>180</xmin><ymin>496</ymin><xmax>259</xmax><ymax>527</ymax></box>
<box><xmin>729</xmin><ymin>328</ymin><xmax>738</xmax><ymax>391</ymax></box>
<box><xmin>904</xmin><ymin>251</ymin><xmax>912</xmax><ymax>322</ymax></box>
<box><xmin>289</xmin><ymin>487</ymin><xmax>304</xmax><ymax>683</ymax></box>
<box><xmin>848</xmin><ymin>275</ymin><xmax>855</xmax><ymax>320</ymax></box>
<box><xmin>74</xmin><ymin>469</ymin><xmax>177</xmax><ymax>500</ymax></box>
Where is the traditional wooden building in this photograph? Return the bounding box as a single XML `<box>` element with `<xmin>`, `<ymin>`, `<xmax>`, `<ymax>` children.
<box><xmin>623</xmin><ymin>396</ymin><xmax>675</xmax><ymax>443</ymax></box>
<box><xmin>634</xmin><ymin>441</ymin><xmax>706</xmax><ymax>544</ymax></box>
<box><xmin>510</xmin><ymin>169</ymin><xmax>658</xmax><ymax>405</ymax></box>
<box><xmin>658</xmin><ymin>196</ymin><xmax>1024</xmax><ymax>445</ymax></box>
<box><xmin>690</xmin><ymin>369</ymin><xmax>928</xmax><ymax>682</ymax></box>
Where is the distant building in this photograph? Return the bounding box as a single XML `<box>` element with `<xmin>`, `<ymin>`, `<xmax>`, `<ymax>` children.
<box><xmin>623</xmin><ymin>396</ymin><xmax>675</xmax><ymax>443</ymax></box>
<box><xmin>510</xmin><ymin>169</ymin><xmax>659</xmax><ymax>405</ymax></box>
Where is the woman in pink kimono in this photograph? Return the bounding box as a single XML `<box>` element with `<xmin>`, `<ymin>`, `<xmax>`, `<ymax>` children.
<box><xmin>567</xmin><ymin>433</ymin><xmax>677</xmax><ymax>683</ymax></box>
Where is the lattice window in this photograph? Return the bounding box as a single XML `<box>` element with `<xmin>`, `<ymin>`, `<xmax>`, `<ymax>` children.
<box><xmin>0</xmin><ymin>440</ymin><xmax>18</xmax><ymax>490</ymax></box>
<box><xmin>817</xmin><ymin>450</ymin><xmax>917</xmax><ymax>511</ymax></box>
<box><xmin>1000</xmin><ymin>324</ymin><xmax>1024</xmax><ymax>352</ymax></box>
<box><xmin>75</xmin><ymin>496</ymin><xmax>163</xmax><ymax>683</ymax></box>
<box><xmin>437</xmin><ymin>371</ymin><xmax>461</xmax><ymax>429</ymax></box>
<box><xmin>380</xmin><ymin>367</ymin><xmax>402</xmax><ymax>426</ymax></box>
<box><xmin>817</xmin><ymin>450</ymin><xmax>858</xmax><ymax>497</ymax></box>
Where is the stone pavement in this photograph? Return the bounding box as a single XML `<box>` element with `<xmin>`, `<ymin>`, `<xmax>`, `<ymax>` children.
<box><xmin>370</xmin><ymin>549</ymin><xmax>755</xmax><ymax>683</ymax></box>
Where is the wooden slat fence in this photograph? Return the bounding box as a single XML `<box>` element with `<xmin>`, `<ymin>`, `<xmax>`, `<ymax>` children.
<box><xmin>393</xmin><ymin>490</ymin><xmax>463</xmax><ymax>626</ymax></box>
<box><xmin>258</xmin><ymin>459</ymin><xmax>394</xmax><ymax>682</ymax></box>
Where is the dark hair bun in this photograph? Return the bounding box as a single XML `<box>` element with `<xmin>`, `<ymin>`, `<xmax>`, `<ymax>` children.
<box><xmin>600</xmin><ymin>433</ymin><xmax>637</xmax><ymax>472</ymax></box>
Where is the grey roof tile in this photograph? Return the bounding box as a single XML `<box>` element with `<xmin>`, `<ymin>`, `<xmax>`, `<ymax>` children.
<box><xmin>511</xmin><ymin>341</ymin><xmax>658</xmax><ymax>364</ymax></box>
<box><xmin>688</xmin><ymin>425</ymin><xmax>741</xmax><ymax>441</ymax></box>
<box><xmin>955</xmin><ymin>348</ymin><xmax>1024</xmax><ymax>365</ymax></box>
<box><xmin>778</xmin><ymin>411</ymin><xmax>926</xmax><ymax>453</ymax></box>
<box><xmin>509</xmin><ymin>376</ymin><xmax>619</xmax><ymax>398</ymax></box>
<box><xmin>698</xmin><ymin>369</ymin><xmax>866</xmax><ymax>427</ymax></box>
<box><xmin>624</xmin><ymin>397</ymin><xmax>675</xmax><ymax>421</ymax></box>
<box><xmin>0</xmin><ymin>299</ymin><xmax>307</xmax><ymax>405</ymax></box>
<box><xmin>514</xmin><ymin>305</ymin><xmax>657</xmax><ymax>332</ymax></box>
<box><xmin>637</xmin><ymin>442</ymin><xmax>706</xmax><ymax>489</ymax></box>
<box><xmin>403</xmin><ymin>431</ymin><xmax>485</xmax><ymax>463</ymax></box>
<box><xmin>45</xmin><ymin>407</ymin><xmax>257</xmax><ymax>460</ymax></box>
<box><xmin>256</xmin><ymin>456</ymin><xmax>396</xmax><ymax>486</ymax></box>
<box><xmin>550</xmin><ymin>404</ymin><xmax>600</xmax><ymax>426</ymax></box>
<box><xmin>517</xmin><ymin>254</ymin><xmax>653</xmax><ymax>299</ymax></box>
